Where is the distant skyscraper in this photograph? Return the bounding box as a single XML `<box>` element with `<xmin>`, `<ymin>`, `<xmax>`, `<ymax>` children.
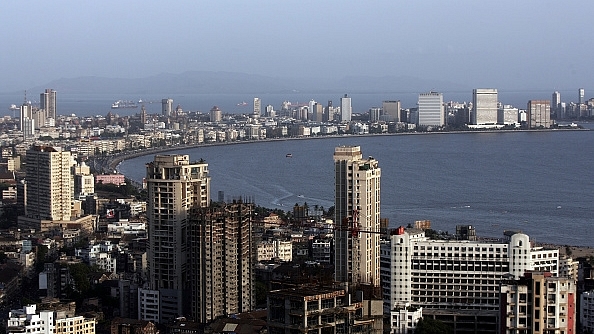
<box><xmin>552</xmin><ymin>91</ymin><xmax>561</xmax><ymax>116</ymax></box>
<box><xmin>161</xmin><ymin>98</ymin><xmax>173</xmax><ymax>116</ymax></box>
<box><xmin>324</xmin><ymin>100</ymin><xmax>334</xmax><ymax>122</ymax></box>
<box><xmin>20</xmin><ymin>102</ymin><xmax>33</xmax><ymax>132</ymax></box>
<box><xmin>382</xmin><ymin>100</ymin><xmax>401</xmax><ymax>122</ymax></box>
<box><xmin>253</xmin><ymin>97</ymin><xmax>261</xmax><ymax>117</ymax></box>
<box><xmin>369</xmin><ymin>107</ymin><xmax>381</xmax><ymax>122</ymax></box>
<box><xmin>472</xmin><ymin>89</ymin><xmax>498</xmax><ymax>125</ymax></box>
<box><xmin>340</xmin><ymin>94</ymin><xmax>352</xmax><ymax>122</ymax></box>
<box><xmin>334</xmin><ymin>146</ymin><xmax>381</xmax><ymax>290</ymax></box>
<box><xmin>527</xmin><ymin>100</ymin><xmax>551</xmax><ymax>129</ymax></box>
<box><xmin>140</xmin><ymin>105</ymin><xmax>147</xmax><ymax>126</ymax></box>
<box><xmin>25</xmin><ymin>146</ymin><xmax>72</xmax><ymax>221</ymax></box>
<box><xmin>209</xmin><ymin>106</ymin><xmax>222</xmax><ymax>122</ymax></box>
<box><xmin>146</xmin><ymin>155</ymin><xmax>210</xmax><ymax>323</ymax></box>
<box><xmin>40</xmin><ymin>89</ymin><xmax>57</xmax><ymax>120</ymax></box>
<box><xmin>579</xmin><ymin>88</ymin><xmax>585</xmax><ymax>105</ymax></box>
<box><xmin>312</xmin><ymin>103</ymin><xmax>323</xmax><ymax>122</ymax></box>
<box><xmin>417</xmin><ymin>92</ymin><xmax>444</xmax><ymax>126</ymax></box>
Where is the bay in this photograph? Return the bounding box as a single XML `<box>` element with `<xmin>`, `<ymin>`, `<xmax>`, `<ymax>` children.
<box><xmin>119</xmin><ymin>128</ymin><xmax>594</xmax><ymax>247</ymax></box>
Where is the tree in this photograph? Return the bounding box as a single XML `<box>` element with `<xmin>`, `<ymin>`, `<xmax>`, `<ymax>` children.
<box><xmin>414</xmin><ymin>317</ymin><xmax>452</xmax><ymax>334</ymax></box>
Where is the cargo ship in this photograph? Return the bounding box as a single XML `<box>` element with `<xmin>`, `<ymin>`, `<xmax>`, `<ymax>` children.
<box><xmin>111</xmin><ymin>100</ymin><xmax>138</xmax><ymax>109</ymax></box>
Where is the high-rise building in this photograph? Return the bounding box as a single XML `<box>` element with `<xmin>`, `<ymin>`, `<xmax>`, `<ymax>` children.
<box><xmin>552</xmin><ymin>91</ymin><xmax>561</xmax><ymax>116</ymax></box>
<box><xmin>527</xmin><ymin>100</ymin><xmax>551</xmax><ymax>128</ymax></box>
<box><xmin>40</xmin><ymin>89</ymin><xmax>57</xmax><ymax>121</ymax></box>
<box><xmin>189</xmin><ymin>201</ymin><xmax>255</xmax><ymax>323</ymax></box>
<box><xmin>579</xmin><ymin>88</ymin><xmax>585</xmax><ymax>105</ymax></box>
<box><xmin>324</xmin><ymin>100</ymin><xmax>334</xmax><ymax>122</ymax></box>
<box><xmin>381</xmin><ymin>228</ymin><xmax>561</xmax><ymax>331</ymax></box>
<box><xmin>500</xmin><ymin>272</ymin><xmax>575</xmax><ymax>333</ymax></box>
<box><xmin>369</xmin><ymin>107</ymin><xmax>381</xmax><ymax>122</ymax></box>
<box><xmin>312</xmin><ymin>103</ymin><xmax>323</xmax><ymax>122</ymax></box>
<box><xmin>25</xmin><ymin>146</ymin><xmax>72</xmax><ymax>221</ymax></box>
<box><xmin>417</xmin><ymin>92</ymin><xmax>444</xmax><ymax>126</ymax></box>
<box><xmin>253</xmin><ymin>97</ymin><xmax>261</xmax><ymax>117</ymax></box>
<box><xmin>145</xmin><ymin>155</ymin><xmax>210</xmax><ymax>323</ymax></box>
<box><xmin>497</xmin><ymin>104</ymin><xmax>519</xmax><ymax>125</ymax></box>
<box><xmin>340</xmin><ymin>94</ymin><xmax>352</xmax><ymax>122</ymax></box>
<box><xmin>472</xmin><ymin>88</ymin><xmax>498</xmax><ymax>125</ymax></box>
<box><xmin>209</xmin><ymin>106</ymin><xmax>222</xmax><ymax>122</ymax></box>
<box><xmin>382</xmin><ymin>100</ymin><xmax>401</xmax><ymax>122</ymax></box>
<box><xmin>161</xmin><ymin>98</ymin><xmax>173</xmax><ymax>116</ymax></box>
<box><xmin>334</xmin><ymin>146</ymin><xmax>381</xmax><ymax>290</ymax></box>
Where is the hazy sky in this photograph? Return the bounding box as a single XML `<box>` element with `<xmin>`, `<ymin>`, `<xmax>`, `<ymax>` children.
<box><xmin>2</xmin><ymin>1</ymin><xmax>593</xmax><ymax>92</ymax></box>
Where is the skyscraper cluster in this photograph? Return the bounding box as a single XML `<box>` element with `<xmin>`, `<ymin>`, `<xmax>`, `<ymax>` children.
<box><xmin>20</xmin><ymin>89</ymin><xmax>57</xmax><ymax>138</ymax></box>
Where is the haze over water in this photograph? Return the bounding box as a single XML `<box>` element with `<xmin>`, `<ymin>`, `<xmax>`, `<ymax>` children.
<box><xmin>119</xmin><ymin>127</ymin><xmax>594</xmax><ymax>247</ymax></box>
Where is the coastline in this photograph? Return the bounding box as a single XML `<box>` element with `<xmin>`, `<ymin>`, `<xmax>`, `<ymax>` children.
<box><xmin>104</xmin><ymin>127</ymin><xmax>589</xmax><ymax>172</ymax></box>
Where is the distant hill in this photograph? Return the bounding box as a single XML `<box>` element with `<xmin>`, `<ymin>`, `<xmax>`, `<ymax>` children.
<box><xmin>23</xmin><ymin>71</ymin><xmax>468</xmax><ymax>95</ymax></box>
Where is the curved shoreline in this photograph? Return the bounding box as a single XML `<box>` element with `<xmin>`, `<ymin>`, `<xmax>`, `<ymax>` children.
<box><xmin>104</xmin><ymin>127</ymin><xmax>589</xmax><ymax>173</ymax></box>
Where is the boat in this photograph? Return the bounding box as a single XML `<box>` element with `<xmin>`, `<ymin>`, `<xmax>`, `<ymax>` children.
<box><xmin>286</xmin><ymin>154</ymin><xmax>292</xmax><ymax>158</ymax></box>
<box><xmin>237</xmin><ymin>101</ymin><xmax>248</xmax><ymax>106</ymax></box>
<box><xmin>9</xmin><ymin>104</ymin><xmax>18</xmax><ymax>110</ymax></box>
<box><xmin>111</xmin><ymin>100</ymin><xmax>138</xmax><ymax>109</ymax></box>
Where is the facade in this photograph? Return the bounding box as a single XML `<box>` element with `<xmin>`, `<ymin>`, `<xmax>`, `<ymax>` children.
<box><xmin>369</xmin><ymin>107</ymin><xmax>381</xmax><ymax>122</ymax></box>
<box><xmin>472</xmin><ymin>88</ymin><xmax>498</xmax><ymax>125</ymax></box>
<box><xmin>389</xmin><ymin>305</ymin><xmax>423</xmax><ymax>334</ymax></box>
<box><xmin>40</xmin><ymin>89</ymin><xmax>57</xmax><ymax>121</ymax></box>
<box><xmin>257</xmin><ymin>240</ymin><xmax>292</xmax><ymax>262</ymax></box>
<box><xmin>267</xmin><ymin>288</ymin><xmax>383</xmax><ymax>334</ymax></box>
<box><xmin>340</xmin><ymin>94</ymin><xmax>352</xmax><ymax>122</ymax></box>
<box><xmin>73</xmin><ymin>162</ymin><xmax>94</xmax><ymax>199</ymax></box>
<box><xmin>417</xmin><ymin>92</ymin><xmax>444</xmax><ymax>126</ymax></box>
<box><xmin>25</xmin><ymin>146</ymin><xmax>73</xmax><ymax>221</ymax></box>
<box><xmin>95</xmin><ymin>174</ymin><xmax>125</xmax><ymax>186</ymax></box>
<box><xmin>161</xmin><ymin>98</ymin><xmax>173</xmax><ymax>117</ymax></box>
<box><xmin>145</xmin><ymin>155</ymin><xmax>210</xmax><ymax>323</ymax></box>
<box><xmin>500</xmin><ymin>272</ymin><xmax>575</xmax><ymax>334</ymax></box>
<box><xmin>334</xmin><ymin>146</ymin><xmax>381</xmax><ymax>290</ymax></box>
<box><xmin>527</xmin><ymin>100</ymin><xmax>551</xmax><ymax>128</ymax></box>
<box><xmin>189</xmin><ymin>201</ymin><xmax>255</xmax><ymax>324</ymax></box>
<box><xmin>382</xmin><ymin>100</ymin><xmax>401</xmax><ymax>122</ymax></box>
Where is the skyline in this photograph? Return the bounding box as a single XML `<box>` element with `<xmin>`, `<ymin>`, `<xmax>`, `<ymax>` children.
<box><xmin>2</xmin><ymin>1</ymin><xmax>594</xmax><ymax>93</ymax></box>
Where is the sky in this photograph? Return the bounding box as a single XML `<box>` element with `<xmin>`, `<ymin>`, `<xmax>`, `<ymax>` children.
<box><xmin>1</xmin><ymin>0</ymin><xmax>593</xmax><ymax>93</ymax></box>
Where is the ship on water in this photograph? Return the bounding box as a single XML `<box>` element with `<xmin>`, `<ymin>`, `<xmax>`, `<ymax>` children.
<box><xmin>111</xmin><ymin>100</ymin><xmax>138</xmax><ymax>109</ymax></box>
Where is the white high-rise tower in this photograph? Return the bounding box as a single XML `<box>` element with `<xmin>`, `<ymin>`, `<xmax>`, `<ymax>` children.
<box><xmin>334</xmin><ymin>146</ymin><xmax>381</xmax><ymax>290</ymax></box>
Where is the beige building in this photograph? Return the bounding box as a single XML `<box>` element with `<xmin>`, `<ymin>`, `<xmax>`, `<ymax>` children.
<box><xmin>334</xmin><ymin>146</ymin><xmax>381</xmax><ymax>290</ymax></box>
<box><xmin>527</xmin><ymin>100</ymin><xmax>551</xmax><ymax>129</ymax></box>
<box><xmin>25</xmin><ymin>146</ymin><xmax>73</xmax><ymax>221</ymax></box>
<box><xmin>500</xmin><ymin>271</ymin><xmax>575</xmax><ymax>333</ymax></box>
<box><xmin>145</xmin><ymin>154</ymin><xmax>210</xmax><ymax>323</ymax></box>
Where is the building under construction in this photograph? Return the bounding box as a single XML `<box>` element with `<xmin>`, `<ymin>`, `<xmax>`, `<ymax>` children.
<box><xmin>189</xmin><ymin>200</ymin><xmax>255</xmax><ymax>324</ymax></box>
<box><xmin>267</xmin><ymin>287</ymin><xmax>383</xmax><ymax>334</ymax></box>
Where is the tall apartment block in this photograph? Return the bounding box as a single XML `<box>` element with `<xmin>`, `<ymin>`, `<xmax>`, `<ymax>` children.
<box><xmin>472</xmin><ymin>88</ymin><xmax>498</xmax><ymax>125</ymax></box>
<box><xmin>145</xmin><ymin>155</ymin><xmax>210</xmax><ymax>323</ymax></box>
<box><xmin>189</xmin><ymin>201</ymin><xmax>255</xmax><ymax>323</ymax></box>
<box><xmin>382</xmin><ymin>100</ymin><xmax>401</xmax><ymax>122</ymax></box>
<box><xmin>253</xmin><ymin>97</ymin><xmax>261</xmax><ymax>117</ymax></box>
<box><xmin>500</xmin><ymin>272</ymin><xmax>575</xmax><ymax>333</ymax></box>
<box><xmin>340</xmin><ymin>94</ymin><xmax>352</xmax><ymax>122</ymax></box>
<box><xmin>552</xmin><ymin>91</ymin><xmax>561</xmax><ymax>117</ymax></box>
<box><xmin>161</xmin><ymin>98</ymin><xmax>173</xmax><ymax>117</ymax></box>
<box><xmin>24</xmin><ymin>146</ymin><xmax>72</xmax><ymax>221</ymax></box>
<box><xmin>40</xmin><ymin>88</ymin><xmax>57</xmax><ymax>121</ymax></box>
<box><xmin>527</xmin><ymin>100</ymin><xmax>551</xmax><ymax>129</ymax></box>
<box><xmin>417</xmin><ymin>91</ymin><xmax>444</xmax><ymax>126</ymax></box>
<box><xmin>381</xmin><ymin>228</ymin><xmax>560</xmax><ymax>332</ymax></box>
<box><xmin>334</xmin><ymin>146</ymin><xmax>381</xmax><ymax>291</ymax></box>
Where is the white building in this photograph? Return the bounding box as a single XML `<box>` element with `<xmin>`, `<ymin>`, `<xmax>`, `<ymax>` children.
<box><xmin>389</xmin><ymin>305</ymin><xmax>423</xmax><ymax>334</ymax></box>
<box><xmin>472</xmin><ymin>88</ymin><xmax>498</xmax><ymax>125</ymax></box>
<box><xmin>7</xmin><ymin>304</ymin><xmax>95</xmax><ymax>334</ymax></box>
<box><xmin>417</xmin><ymin>92</ymin><xmax>444</xmax><ymax>127</ymax></box>
<box><xmin>498</xmin><ymin>104</ymin><xmax>519</xmax><ymax>125</ymax></box>
<box><xmin>340</xmin><ymin>94</ymin><xmax>352</xmax><ymax>122</ymax></box>
<box><xmin>381</xmin><ymin>228</ymin><xmax>559</xmax><ymax>315</ymax></box>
